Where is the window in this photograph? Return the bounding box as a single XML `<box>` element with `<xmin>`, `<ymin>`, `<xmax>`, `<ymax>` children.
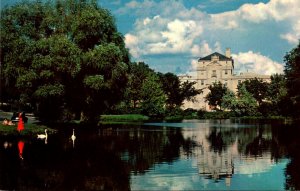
<box><xmin>225</xmin><ymin>70</ymin><xmax>228</xmax><ymax>75</ymax></box>
<box><xmin>201</xmin><ymin>80</ymin><xmax>204</xmax><ymax>85</ymax></box>
<box><xmin>212</xmin><ymin>70</ymin><xmax>217</xmax><ymax>77</ymax></box>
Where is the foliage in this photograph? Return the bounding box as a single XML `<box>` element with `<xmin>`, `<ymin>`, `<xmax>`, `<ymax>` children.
<box><xmin>238</xmin><ymin>78</ymin><xmax>268</xmax><ymax>106</ymax></box>
<box><xmin>159</xmin><ymin>73</ymin><xmax>202</xmax><ymax>108</ymax></box>
<box><xmin>202</xmin><ymin>111</ymin><xmax>233</xmax><ymax>119</ymax></box>
<box><xmin>284</xmin><ymin>40</ymin><xmax>300</xmax><ymax>118</ymax></box>
<box><xmin>99</xmin><ymin>114</ymin><xmax>149</xmax><ymax>122</ymax></box>
<box><xmin>158</xmin><ymin>72</ymin><xmax>181</xmax><ymax>107</ymax></box>
<box><xmin>124</xmin><ymin>62</ymin><xmax>154</xmax><ymax>109</ymax></box>
<box><xmin>205</xmin><ymin>82</ymin><xmax>228</xmax><ymax>110</ymax></box>
<box><xmin>197</xmin><ymin>109</ymin><xmax>206</xmax><ymax>119</ymax></box>
<box><xmin>165</xmin><ymin>106</ymin><xmax>183</xmax><ymax>117</ymax></box>
<box><xmin>0</xmin><ymin>0</ymin><xmax>129</xmax><ymax>123</ymax></box>
<box><xmin>265</xmin><ymin>74</ymin><xmax>292</xmax><ymax>117</ymax></box>
<box><xmin>180</xmin><ymin>80</ymin><xmax>202</xmax><ymax>103</ymax></box>
<box><xmin>222</xmin><ymin>85</ymin><xmax>258</xmax><ymax>116</ymax></box>
<box><xmin>140</xmin><ymin>73</ymin><xmax>166</xmax><ymax>119</ymax></box>
<box><xmin>183</xmin><ymin>108</ymin><xmax>198</xmax><ymax>119</ymax></box>
<box><xmin>164</xmin><ymin>115</ymin><xmax>184</xmax><ymax>122</ymax></box>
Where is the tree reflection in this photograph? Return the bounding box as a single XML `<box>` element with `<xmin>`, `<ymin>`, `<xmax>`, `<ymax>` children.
<box><xmin>203</xmin><ymin>121</ymin><xmax>300</xmax><ymax>190</ymax></box>
<box><xmin>206</xmin><ymin>127</ymin><xmax>226</xmax><ymax>153</ymax></box>
<box><xmin>275</xmin><ymin>124</ymin><xmax>300</xmax><ymax>190</ymax></box>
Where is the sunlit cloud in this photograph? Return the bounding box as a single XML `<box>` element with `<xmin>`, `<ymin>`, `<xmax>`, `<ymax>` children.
<box><xmin>232</xmin><ymin>51</ymin><xmax>284</xmax><ymax>75</ymax></box>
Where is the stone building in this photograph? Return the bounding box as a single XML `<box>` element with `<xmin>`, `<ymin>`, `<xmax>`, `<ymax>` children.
<box><xmin>179</xmin><ymin>48</ymin><xmax>270</xmax><ymax>110</ymax></box>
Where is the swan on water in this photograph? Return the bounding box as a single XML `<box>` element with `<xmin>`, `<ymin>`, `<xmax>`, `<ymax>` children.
<box><xmin>37</xmin><ymin>129</ymin><xmax>48</xmax><ymax>139</ymax></box>
<box><xmin>71</xmin><ymin>129</ymin><xmax>76</xmax><ymax>141</ymax></box>
<box><xmin>71</xmin><ymin>129</ymin><xmax>76</xmax><ymax>148</ymax></box>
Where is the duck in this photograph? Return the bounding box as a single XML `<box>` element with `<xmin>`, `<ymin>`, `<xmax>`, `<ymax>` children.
<box><xmin>37</xmin><ymin>129</ymin><xmax>48</xmax><ymax>139</ymax></box>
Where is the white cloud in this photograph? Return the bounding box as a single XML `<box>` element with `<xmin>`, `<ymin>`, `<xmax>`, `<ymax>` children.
<box><xmin>191</xmin><ymin>41</ymin><xmax>213</xmax><ymax>57</ymax></box>
<box><xmin>124</xmin><ymin>34</ymin><xmax>140</xmax><ymax>58</ymax></box>
<box><xmin>238</xmin><ymin>2</ymin><xmax>269</xmax><ymax>23</ymax></box>
<box><xmin>122</xmin><ymin>0</ymin><xmax>298</xmax><ymax>74</ymax></box>
<box><xmin>232</xmin><ymin>51</ymin><xmax>284</xmax><ymax>75</ymax></box>
<box><xmin>126</xmin><ymin>14</ymin><xmax>204</xmax><ymax>56</ymax></box>
<box><xmin>224</xmin><ymin>0</ymin><xmax>300</xmax><ymax>23</ymax></box>
<box><xmin>211</xmin><ymin>0</ymin><xmax>300</xmax><ymax>44</ymax></box>
<box><xmin>280</xmin><ymin>20</ymin><xmax>300</xmax><ymax>45</ymax></box>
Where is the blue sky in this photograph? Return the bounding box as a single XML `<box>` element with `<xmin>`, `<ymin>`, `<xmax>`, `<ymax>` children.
<box><xmin>2</xmin><ymin>0</ymin><xmax>299</xmax><ymax>75</ymax></box>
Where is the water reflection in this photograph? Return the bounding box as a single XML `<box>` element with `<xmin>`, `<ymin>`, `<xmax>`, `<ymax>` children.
<box><xmin>0</xmin><ymin>120</ymin><xmax>299</xmax><ymax>190</ymax></box>
<box><xmin>18</xmin><ymin>140</ymin><xmax>24</xmax><ymax>160</ymax></box>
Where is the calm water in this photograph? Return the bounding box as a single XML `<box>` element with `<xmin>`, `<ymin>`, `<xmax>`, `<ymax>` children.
<box><xmin>0</xmin><ymin>119</ymin><xmax>299</xmax><ymax>190</ymax></box>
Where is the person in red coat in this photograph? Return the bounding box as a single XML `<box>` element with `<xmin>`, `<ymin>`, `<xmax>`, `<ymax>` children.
<box><xmin>17</xmin><ymin>112</ymin><xmax>24</xmax><ymax>132</ymax></box>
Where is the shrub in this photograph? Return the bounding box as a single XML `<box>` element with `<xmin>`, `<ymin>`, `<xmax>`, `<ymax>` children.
<box><xmin>164</xmin><ymin>115</ymin><xmax>184</xmax><ymax>122</ymax></box>
<box><xmin>100</xmin><ymin>114</ymin><xmax>149</xmax><ymax>122</ymax></box>
<box><xmin>202</xmin><ymin>111</ymin><xmax>233</xmax><ymax>119</ymax></box>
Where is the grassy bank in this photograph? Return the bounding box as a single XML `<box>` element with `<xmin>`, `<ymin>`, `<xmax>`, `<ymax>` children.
<box><xmin>0</xmin><ymin>123</ymin><xmax>56</xmax><ymax>136</ymax></box>
<box><xmin>99</xmin><ymin>114</ymin><xmax>149</xmax><ymax>124</ymax></box>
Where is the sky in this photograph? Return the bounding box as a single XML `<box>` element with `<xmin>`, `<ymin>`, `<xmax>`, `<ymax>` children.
<box><xmin>1</xmin><ymin>0</ymin><xmax>300</xmax><ymax>75</ymax></box>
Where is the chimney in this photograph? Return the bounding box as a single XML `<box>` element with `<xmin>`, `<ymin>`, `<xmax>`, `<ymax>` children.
<box><xmin>225</xmin><ymin>48</ymin><xmax>231</xmax><ymax>58</ymax></box>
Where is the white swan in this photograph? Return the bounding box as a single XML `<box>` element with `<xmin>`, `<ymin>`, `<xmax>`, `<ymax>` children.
<box><xmin>71</xmin><ymin>129</ymin><xmax>76</xmax><ymax>148</ymax></box>
<box><xmin>71</xmin><ymin>129</ymin><xmax>76</xmax><ymax>140</ymax></box>
<box><xmin>37</xmin><ymin>129</ymin><xmax>48</xmax><ymax>139</ymax></box>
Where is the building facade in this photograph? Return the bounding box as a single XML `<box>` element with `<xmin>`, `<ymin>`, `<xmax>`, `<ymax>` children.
<box><xmin>180</xmin><ymin>48</ymin><xmax>270</xmax><ymax>110</ymax></box>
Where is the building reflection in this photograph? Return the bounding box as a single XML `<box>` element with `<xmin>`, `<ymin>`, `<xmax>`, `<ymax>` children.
<box><xmin>185</xmin><ymin>124</ymin><xmax>277</xmax><ymax>186</ymax></box>
<box><xmin>196</xmin><ymin>136</ymin><xmax>235</xmax><ymax>185</ymax></box>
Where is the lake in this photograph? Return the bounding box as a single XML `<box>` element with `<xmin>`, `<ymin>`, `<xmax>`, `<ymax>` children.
<box><xmin>0</xmin><ymin>119</ymin><xmax>299</xmax><ymax>190</ymax></box>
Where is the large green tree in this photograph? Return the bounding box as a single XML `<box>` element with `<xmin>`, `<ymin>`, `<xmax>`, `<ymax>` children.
<box><xmin>124</xmin><ymin>62</ymin><xmax>154</xmax><ymax>110</ymax></box>
<box><xmin>158</xmin><ymin>72</ymin><xmax>202</xmax><ymax>108</ymax></box>
<box><xmin>264</xmin><ymin>74</ymin><xmax>291</xmax><ymax>116</ymax></box>
<box><xmin>205</xmin><ymin>82</ymin><xmax>228</xmax><ymax>110</ymax></box>
<box><xmin>284</xmin><ymin>40</ymin><xmax>300</xmax><ymax>118</ymax></box>
<box><xmin>238</xmin><ymin>78</ymin><xmax>268</xmax><ymax>106</ymax></box>
<box><xmin>0</xmin><ymin>0</ymin><xmax>129</xmax><ymax>122</ymax></box>
<box><xmin>140</xmin><ymin>73</ymin><xmax>166</xmax><ymax>118</ymax></box>
<box><xmin>222</xmin><ymin>85</ymin><xmax>258</xmax><ymax>116</ymax></box>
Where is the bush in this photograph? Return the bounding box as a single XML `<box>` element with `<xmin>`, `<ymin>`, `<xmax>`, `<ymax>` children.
<box><xmin>100</xmin><ymin>114</ymin><xmax>149</xmax><ymax>122</ymax></box>
<box><xmin>183</xmin><ymin>108</ymin><xmax>198</xmax><ymax>119</ymax></box>
<box><xmin>202</xmin><ymin>111</ymin><xmax>234</xmax><ymax>119</ymax></box>
<box><xmin>164</xmin><ymin>115</ymin><xmax>184</xmax><ymax>122</ymax></box>
<box><xmin>197</xmin><ymin>109</ymin><xmax>206</xmax><ymax>119</ymax></box>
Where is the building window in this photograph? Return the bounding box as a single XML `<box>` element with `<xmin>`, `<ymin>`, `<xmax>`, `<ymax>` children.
<box><xmin>225</xmin><ymin>70</ymin><xmax>228</xmax><ymax>75</ymax></box>
<box><xmin>212</xmin><ymin>70</ymin><xmax>217</xmax><ymax>77</ymax></box>
<box><xmin>201</xmin><ymin>80</ymin><xmax>204</xmax><ymax>85</ymax></box>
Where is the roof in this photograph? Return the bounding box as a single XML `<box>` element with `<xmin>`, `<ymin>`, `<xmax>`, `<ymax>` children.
<box><xmin>198</xmin><ymin>52</ymin><xmax>233</xmax><ymax>61</ymax></box>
